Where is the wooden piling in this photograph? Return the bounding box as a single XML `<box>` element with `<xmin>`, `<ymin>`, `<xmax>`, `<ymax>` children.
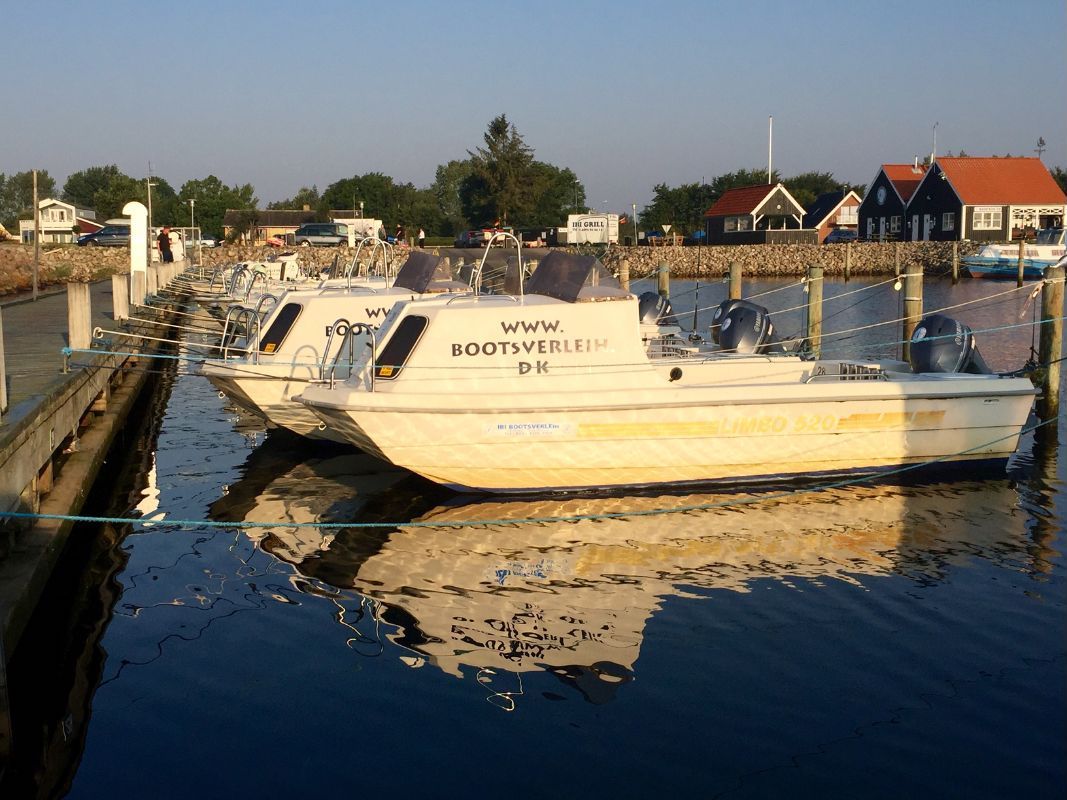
<box><xmin>902</xmin><ymin>267</ymin><xmax>924</xmax><ymax>362</ymax></box>
<box><xmin>806</xmin><ymin>265</ymin><xmax>823</xmax><ymax>358</ymax></box>
<box><xmin>657</xmin><ymin>261</ymin><xmax>670</xmax><ymax>298</ymax></box>
<box><xmin>112</xmin><ymin>274</ymin><xmax>130</xmax><ymax>322</ymax></box>
<box><xmin>0</xmin><ymin>308</ymin><xmax>7</xmax><ymax>418</ymax></box>
<box><xmin>1017</xmin><ymin>236</ymin><xmax>1026</xmax><ymax>287</ymax></box>
<box><xmin>619</xmin><ymin>258</ymin><xmax>630</xmax><ymax>291</ymax></box>
<box><xmin>951</xmin><ymin>241</ymin><xmax>959</xmax><ymax>284</ymax></box>
<box><xmin>131</xmin><ymin>271</ymin><xmax>147</xmax><ymax>308</ymax></box>
<box><xmin>1037</xmin><ymin>264</ymin><xmax>1065</xmax><ymax>436</ymax></box>
<box><xmin>729</xmin><ymin>262</ymin><xmax>742</xmax><ymax>300</ymax></box>
<box><xmin>894</xmin><ymin>241</ymin><xmax>901</xmax><ymax>276</ymax></box>
<box><xmin>844</xmin><ymin>241</ymin><xmax>852</xmax><ymax>282</ymax></box>
<box><xmin>67</xmin><ymin>282</ymin><xmax>92</xmax><ymax>352</ymax></box>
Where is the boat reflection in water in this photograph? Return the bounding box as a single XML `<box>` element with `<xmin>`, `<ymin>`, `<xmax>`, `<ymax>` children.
<box><xmin>210</xmin><ymin>438</ymin><xmax>1035</xmax><ymax>708</ymax></box>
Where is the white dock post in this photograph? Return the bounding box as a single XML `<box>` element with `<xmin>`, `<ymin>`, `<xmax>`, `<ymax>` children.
<box><xmin>131</xmin><ymin>271</ymin><xmax>147</xmax><ymax>308</ymax></box>
<box><xmin>147</xmin><ymin>266</ymin><xmax>159</xmax><ymax>297</ymax></box>
<box><xmin>67</xmin><ymin>282</ymin><xmax>92</xmax><ymax>353</ymax></box>
<box><xmin>112</xmin><ymin>274</ymin><xmax>130</xmax><ymax>322</ymax></box>
<box><xmin>0</xmin><ymin>307</ymin><xmax>8</xmax><ymax>418</ymax></box>
<box><xmin>123</xmin><ymin>201</ymin><xmax>148</xmax><ymax>309</ymax></box>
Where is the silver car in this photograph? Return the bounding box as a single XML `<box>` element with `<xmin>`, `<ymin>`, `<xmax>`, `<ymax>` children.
<box><xmin>294</xmin><ymin>223</ymin><xmax>348</xmax><ymax>246</ymax></box>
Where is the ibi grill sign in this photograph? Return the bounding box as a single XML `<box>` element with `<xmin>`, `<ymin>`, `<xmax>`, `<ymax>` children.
<box><xmin>567</xmin><ymin>214</ymin><xmax>619</xmax><ymax>244</ymax></box>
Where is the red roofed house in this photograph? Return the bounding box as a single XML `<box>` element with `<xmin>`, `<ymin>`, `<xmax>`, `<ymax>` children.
<box><xmin>905</xmin><ymin>157</ymin><xmax>1066</xmax><ymax>242</ymax></box>
<box><xmin>857</xmin><ymin>163</ymin><xmax>927</xmax><ymax>242</ymax></box>
<box><xmin>703</xmin><ymin>183</ymin><xmax>813</xmax><ymax>245</ymax></box>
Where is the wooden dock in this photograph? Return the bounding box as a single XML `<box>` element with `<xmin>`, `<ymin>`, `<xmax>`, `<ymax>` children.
<box><xmin>0</xmin><ymin>268</ymin><xmax>188</xmax><ymax>657</ymax></box>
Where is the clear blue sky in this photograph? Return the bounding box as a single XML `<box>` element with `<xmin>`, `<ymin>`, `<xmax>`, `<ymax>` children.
<box><xmin>3</xmin><ymin>0</ymin><xmax>1064</xmax><ymax>216</ymax></box>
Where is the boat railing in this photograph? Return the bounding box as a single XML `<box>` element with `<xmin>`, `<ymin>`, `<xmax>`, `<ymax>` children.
<box><xmin>254</xmin><ymin>293</ymin><xmax>279</xmax><ymax>317</ymax></box>
<box><xmin>347</xmin><ymin>239</ymin><xmax>394</xmax><ymax>289</ymax></box>
<box><xmin>221</xmin><ymin>306</ymin><xmax>261</xmax><ymax>363</ymax></box>
<box><xmin>320</xmin><ymin>318</ymin><xmax>377</xmax><ymax>389</ymax></box>
<box><xmin>446</xmin><ymin>293</ymin><xmax>519</xmax><ymax>306</ymax></box>
<box><xmin>472</xmin><ymin>232</ymin><xmax>524</xmax><ymax>297</ymax></box>
<box><xmin>243</xmin><ymin>269</ymin><xmax>268</xmax><ymax>301</ymax></box>
<box><xmin>226</xmin><ymin>264</ymin><xmax>250</xmax><ymax>297</ymax></box>
<box><xmin>207</xmin><ymin>265</ymin><xmax>230</xmax><ymax>294</ymax></box>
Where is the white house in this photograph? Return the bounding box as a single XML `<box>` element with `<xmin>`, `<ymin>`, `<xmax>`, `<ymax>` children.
<box><xmin>19</xmin><ymin>198</ymin><xmax>101</xmax><ymax>244</ymax></box>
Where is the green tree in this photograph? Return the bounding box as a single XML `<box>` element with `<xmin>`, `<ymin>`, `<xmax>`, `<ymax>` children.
<box><xmin>431</xmin><ymin>159</ymin><xmax>474</xmax><ymax>234</ymax></box>
<box><xmin>268</xmin><ymin>185</ymin><xmax>321</xmax><ymax>212</ymax></box>
<box><xmin>464</xmin><ymin>114</ymin><xmax>535</xmax><ymax>226</ymax></box>
<box><xmin>0</xmin><ymin>169</ymin><xmax>57</xmax><ymax>229</ymax></box>
<box><xmin>1051</xmin><ymin>166</ymin><xmax>1067</xmax><ymax>195</ymax></box>
<box><xmin>526</xmin><ymin>163</ymin><xmax>582</xmax><ymax>227</ymax></box>
<box><xmin>178</xmin><ymin>176</ymin><xmax>257</xmax><ymax>239</ymax></box>
<box><xmin>62</xmin><ymin>165</ymin><xmax>124</xmax><ymax>208</ymax></box>
<box><xmin>783</xmin><ymin>171</ymin><xmax>846</xmax><ymax>211</ymax></box>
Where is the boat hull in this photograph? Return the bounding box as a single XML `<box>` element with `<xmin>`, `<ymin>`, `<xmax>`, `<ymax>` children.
<box><xmin>305</xmin><ymin>383</ymin><xmax>1035</xmax><ymax>493</ymax></box>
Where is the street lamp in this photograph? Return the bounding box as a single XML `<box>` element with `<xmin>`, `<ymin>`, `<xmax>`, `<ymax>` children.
<box><xmin>146</xmin><ymin>177</ymin><xmax>157</xmax><ymax>261</ymax></box>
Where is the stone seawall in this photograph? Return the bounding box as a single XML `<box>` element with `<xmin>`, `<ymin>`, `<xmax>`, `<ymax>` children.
<box><xmin>0</xmin><ymin>240</ymin><xmax>984</xmax><ymax>295</ymax></box>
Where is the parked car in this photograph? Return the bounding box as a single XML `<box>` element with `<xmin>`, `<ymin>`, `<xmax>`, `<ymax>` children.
<box><xmin>294</xmin><ymin>223</ymin><xmax>348</xmax><ymax>246</ymax></box>
<box><xmin>454</xmin><ymin>230</ymin><xmax>484</xmax><ymax>248</ymax></box>
<box><xmin>188</xmin><ymin>233</ymin><xmax>220</xmax><ymax>248</ymax></box>
<box><xmin>824</xmin><ymin>228</ymin><xmax>858</xmax><ymax>244</ymax></box>
<box><xmin>77</xmin><ymin>224</ymin><xmax>131</xmax><ymax>247</ymax></box>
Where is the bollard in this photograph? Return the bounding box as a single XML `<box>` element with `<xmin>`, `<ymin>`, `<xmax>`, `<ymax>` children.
<box><xmin>1017</xmin><ymin>236</ymin><xmax>1026</xmax><ymax>287</ymax></box>
<box><xmin>901</xmin><ymin>268</ymin><xmax>924</xmax><ymax>362</ymax></box>
<box><xmin>1037</xmin><ymin>264</ymin><xmax>1064</xmax><ymax>437</ymax></box>
<box><xmin>657</xmin><ymin>261</ymin><xmax>670</xmax><ymax>299</ymax></box>
<box><xmin>619</xmin><ymin>258</ymin><xmax>630</xmax><ymax>291</ymax></box>
<box><xmin>951</xmin><ymin>241</ymin><xmax>959</xmax><ymax>284</ymax></box>
<box><xmin>67</xmin><ymin>282</ymin><xmax>92</xmax><ymax>353</ymax></box>
<box><xmin>806</xmin><ymin>265</ymin><xmax>823</xmax><ymax>358</ymax></box>
<box><xmin>131</xmin><ymin>271</ymin><xmax>147</xmax><ymax>308</ymax></box>
<box><xmin>844</xmin><ymin>241</ymin><xmax>851</xmax><ymax>282</ymax></box>
<box><xmin>0</xmin><ymin>307</ymin><xmax>7</xmax><ymax>418</ymax></box>
<box><xmin>112</xmin><ymin>274</ymin><xmax>130</xmax><ymax>321</ymax></box>
<box><xmin>729</xmin><ymin>262</ymin><xmax>742</xmax><ymax>300</ymax></box>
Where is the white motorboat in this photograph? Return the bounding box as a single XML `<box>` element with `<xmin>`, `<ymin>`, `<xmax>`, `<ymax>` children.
<box><xmin>198</xmin><ymin>251</ymin><xmax>467</xmax><ymax>442</ymax></box>
<box><xmin>299</xmin><ymin>252</ymin><xmax>1037</xmax><ymax>493</ymax></box>
<box><xmin>965</xmin><ymin>227</ymin><xmax>1065</xmax><ymax>279</ymax></box>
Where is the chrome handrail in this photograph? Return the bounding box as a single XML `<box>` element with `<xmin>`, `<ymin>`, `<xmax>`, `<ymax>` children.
<box><xmin>320</xmin><ymin>319</ymin><xmax>378</xmax><ymax>390</ymax></box>
<box><xmin>255</xmin><ymin>293</ymin><xmax>279</xmax><ymax>316</ymax></box>
<box><xmin>472</xmin><ymin>232</ymin><xmax>524</xmax><ymax>297</ymax></box>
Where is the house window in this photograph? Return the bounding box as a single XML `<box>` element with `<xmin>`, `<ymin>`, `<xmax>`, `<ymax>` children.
<box><xmin>943</xmin><ymin>212</ymin><xmax>955</xmax><ymax>231</ymax></box>
<box><xmin>890</xmin><ymin>216</ymin><xmax>901</xmax><ymax>233</ymax></box>
<box><xmin>837</xmin><ymin>206</ymin><xmax>858</xmax><ymax>226</ymax></box>
<box><xmin>973</xmin><ymin>207</ymin><xmax>1002</xmax><ymax>230</ymax></box>
<box><xmin>724</xmin><ymin>217</ymin><xmax>737</xmax><ymax>232</ymax></box>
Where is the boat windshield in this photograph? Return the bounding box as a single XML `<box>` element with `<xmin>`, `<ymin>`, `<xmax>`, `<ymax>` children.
<box><xmin>393</xmin><ymin>251</ymin><xmax>459</xmax><ymax>292</ymax></box>
<box><xmin>1035</xmin><ymin>228</ymin><xmax>1064</xmax><ymax>245</ymax></box>
<box><xmin>524</xmin><ymin>251</ymin><xmax>625</xmax><ymax>303</ymax></box>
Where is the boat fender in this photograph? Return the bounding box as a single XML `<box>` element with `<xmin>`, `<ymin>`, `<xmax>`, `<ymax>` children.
<box><xmin>669</xmin><ymin>367</ymin><xmax>683</xmax><ymax>382</ymax></box>
<box><xmin>909</xmin><ymin>313</ymin><xmax>992</xmax><ymax>374</ymax></box>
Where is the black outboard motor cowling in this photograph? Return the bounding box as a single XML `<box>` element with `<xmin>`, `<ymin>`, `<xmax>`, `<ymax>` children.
<box><xmin>710</xmin><ymin>298</ymin><xmax>748</xmax><ymax>344</ymax></box>
<box><xmin>909</xmin><ymin>313</ymin><xmax>992</xmax><ymax>374</ymax></box>
<box><xmin>637</xmin><ymin>291</ymin><xmax>677</xmax><ymax>326</ymax></box>
<box><xmin>718</xmin><ymin>300</ymin><xmax>790</xmax><ymax>354</ymax></box>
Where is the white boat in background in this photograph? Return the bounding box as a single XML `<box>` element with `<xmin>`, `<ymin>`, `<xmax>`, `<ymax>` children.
<box><xmin>965</xmin><ymin>227</ymin><xmax>1065</xmax><ymax>279</ymax></box>
<box><xmin>197</xmin><ymin>251</ymin><xmax>467</xmax><ymax>441</ymax></box>
<box><xmin>299</xmin><ymin>251</ymin><xmax>1037</xmax><ymax>493</ymax></box>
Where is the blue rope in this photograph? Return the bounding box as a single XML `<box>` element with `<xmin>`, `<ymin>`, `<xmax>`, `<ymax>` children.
<box><xmin>1</xmin><ymin>416</ymin><xmax>1055</xmax><ymax>531</ymax></box>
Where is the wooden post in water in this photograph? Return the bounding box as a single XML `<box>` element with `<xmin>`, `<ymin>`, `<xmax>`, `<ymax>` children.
<box><xmin>951</xmin><ymin>241</ymin><xmax>959</xmax><ymax>284</ymax></box>
<box><xmin>67</xmin><ymin>282</ymin><xmax>92</xmax><ymax>354</ymax></box>
<box><xmin>112</xmin><ymin>274</ymin><xmax>130</xmax><ymax>321</ymax></box>
<box><xmin>1037</xmin><ymin>264</ymin><xmax>1065</xmax><ymax>438</ymax></box>
<box><xmin>729</xmin><ymin>261</ymin><xmax>742</xmax><ymax>300</ymax></box>
<box><xmin>0</xmin><ymin>308</ymin><xmax>8</xmax><ymax>418</ymax></box>
<box><xmin>902</xmin><ymin>267</ymin><xmax>924</xmax><ymax>362</ymax></box>
<box><xmin>1017</xmin><ymin>236</ymin><xmax>1026</xmax><ymax>287</ymax></box>
<box><xmin>844</xmin><ymin>241</ymin><xmax>852</xmax><ymax>282</ymax></box>
<box><xmin>806</xmin><ymin>264</ymin><xmax>823</xmax><ymax>358</ymax></box>
<box><xmin>619</xmin><ymin>258</ymin><xmax>630</xmax><ymax>291</ymax></box>
<box><xmin>657</xmin><ymin>261</ymin><xmax>670</xmax><ymax>299</ymax></box>
<box><xmin>131</xmin><ymin>270</ymin><xmax>147</xmax><ymax>308</ymax></box>
<box><xmin>894</xmin><ymin>241</ymin><xmax>901</xmax><ymax>276</ymax></box>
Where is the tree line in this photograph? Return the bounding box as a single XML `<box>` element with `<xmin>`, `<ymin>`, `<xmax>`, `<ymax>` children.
<box><xmin>3</xmin><ymin>116</ymin><xmax>1066</xmax><ymax>240</ymax></box>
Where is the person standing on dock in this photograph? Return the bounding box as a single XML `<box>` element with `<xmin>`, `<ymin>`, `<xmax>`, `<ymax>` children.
<box><xmin>158</xmin><ymin>226</ymin><xmax>173</xmax><ymax>263</ymax></box>
<box><xmin>418</xmin><ymin>227</ymin><xmax>425</xmax><ymax>248</ymax></box>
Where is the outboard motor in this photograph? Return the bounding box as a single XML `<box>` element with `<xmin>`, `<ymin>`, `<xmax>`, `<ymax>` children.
<box><xmin>717</xmin><ymin>300</ymin><xmax>790</xmax><ymax>354</ymax></box>
<box><xmin>637</xmin><ymin>291</ymin><xmax>677</xmax><ymax>326</ymax></box>
<box><xmin>909</xmin><ymin>313</ymin><xmax>992</xmax><ymax>374</ymax></box>
<box><xmin>710</xmin><ymin>298</ymin><xmax>748</xmax><ymax>344</ymax></box>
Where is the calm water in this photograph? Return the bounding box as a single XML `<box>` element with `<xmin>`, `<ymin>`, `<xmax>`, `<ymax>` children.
<box><xmin>5</xmin><ymin>276</ymin><xmax>1065</xmax><ymax>799</ymax></box>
